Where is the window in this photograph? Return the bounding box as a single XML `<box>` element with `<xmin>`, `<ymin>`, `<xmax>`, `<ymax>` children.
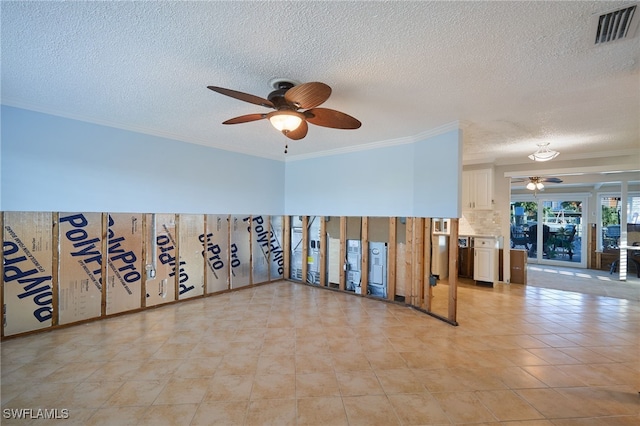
<box><xmin>598</xmin><ymin>193</ymin><xmax>640</xmax><ymax>251</ymax></box>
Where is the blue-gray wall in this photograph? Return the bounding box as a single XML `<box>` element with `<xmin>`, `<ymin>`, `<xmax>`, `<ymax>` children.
<box><xmin>1</xmin><ymin>106</ymin><xmax>461</xmax><ymax>217</ymax></box>
<box><xmin>412</xmin><ymin>129</ymin><xmax>462</xmax><ymax>218</ymax></box>
<box><xmin>1</xmin><ymin>106</ymin><xmax>284</xmax><ymax>214</ymax></box>
<box><xmin>285</xmin><ymin>129</ymin><xmax>461</xmax><ymax>217</ymax></box>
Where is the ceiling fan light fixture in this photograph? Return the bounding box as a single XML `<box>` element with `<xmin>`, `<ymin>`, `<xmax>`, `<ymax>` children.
<box><xmin>528</xmin><ymin>142</ymin><xmax>559</xmax><ymax>162</ymax></box>
<box><xmin>268</xmin><ymin>111</ymin><xmax>303</xmax><ymax>132</ymax></box>
<box><xmin>525</xmin><ymin>177</ymin><xmax>547</xmax><ymax>191</ymax></box>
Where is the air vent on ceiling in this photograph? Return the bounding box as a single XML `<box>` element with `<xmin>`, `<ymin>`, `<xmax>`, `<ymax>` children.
<box><xmin>592</xmin><ymin>4</ymin><xmax>639</xmax><ymax>45</ymax></box>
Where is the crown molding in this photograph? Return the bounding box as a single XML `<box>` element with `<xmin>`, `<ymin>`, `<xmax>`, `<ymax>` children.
<box><xmin>1</xmin><ymin>100</ymin><xmax>285</xmax><ymax>161</ymax></box>
<box><xmin>285</xmin><ymin>121</ymin><xmax>461</xmax><ymax>162</ymax></box>
<box><xmin>5</xmin><ymin>100</ymin><xmax>635</xmax><ymax>168</ymax></box>
<box><xmin>3</xmin><ymin>101</ymin><xmax>461</xmax><ymax>162</ymax></box>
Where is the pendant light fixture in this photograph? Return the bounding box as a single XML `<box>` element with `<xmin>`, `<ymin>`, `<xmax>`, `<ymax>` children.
<box><xmin>528</xmin><ymin>142</ymin><xmax>559</xmax><ymax>162</ymax></box>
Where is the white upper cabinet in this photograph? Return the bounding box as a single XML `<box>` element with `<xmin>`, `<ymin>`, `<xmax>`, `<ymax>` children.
<box><xmin>462</xmin><ymin>168</ymin><xmax>493</xmax><ymax>210</ymax></box>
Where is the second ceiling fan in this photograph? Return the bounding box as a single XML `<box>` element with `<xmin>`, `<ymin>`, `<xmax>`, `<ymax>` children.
<box><xmin>512</xmin><ymin>176</ymin><xmax>563</xmax><ymax>194</ymax></box>
<box><xmin>207</xmin><ymin>79</ymin><xmax>361</xmax><ymax>145</ymax></box>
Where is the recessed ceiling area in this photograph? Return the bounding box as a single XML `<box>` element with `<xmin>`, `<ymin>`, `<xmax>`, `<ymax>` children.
<box><xmin>1</xmin><ymin>1</ymin><xmax>638</xmax><ymax>169</ymax></box>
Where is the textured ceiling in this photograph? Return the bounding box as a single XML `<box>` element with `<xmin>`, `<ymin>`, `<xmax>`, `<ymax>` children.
<box><xmin>2</xmin><ymin>1</ymin><xmax>639</xmax><ymax>165</ymax></box>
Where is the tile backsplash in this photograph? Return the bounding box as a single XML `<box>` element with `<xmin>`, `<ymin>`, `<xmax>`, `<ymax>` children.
<box><xmin>460</xmin><ymin>210</ymin><xmax>502</xmax><ymax>236</ymax></box>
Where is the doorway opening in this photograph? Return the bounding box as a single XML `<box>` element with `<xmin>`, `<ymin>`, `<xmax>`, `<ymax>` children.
<box><xmin>510</xmin><ymin>195</ymin><xmax>587</xmax><ymax>268</ymax></box>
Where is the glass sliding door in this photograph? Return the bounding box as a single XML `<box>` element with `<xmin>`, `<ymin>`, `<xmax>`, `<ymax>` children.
<box><xmin>510</xmin><ymin>201</ymin><xmax>537</xmax><ymax>254</ymax></box>
<box><xmin>598</xmin><ymin>193</ymin><xmax>640</xmax><ymax>251</ymax></box>
<box><xmin>511</xmin><ymin>195</ymin><xmax>587</xmax><ymax>267</ymax></box>
<box><xmin>544</xmin><ymin>199</ymin><xmax>583</xmax><ymax>264</ymax></box>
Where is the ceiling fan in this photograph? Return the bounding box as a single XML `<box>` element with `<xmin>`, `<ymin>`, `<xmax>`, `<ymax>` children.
<box><xmin>207</xmin><ymin>79</ymin><xmax>361</xmax><ymax>151</ymax></box>
<box><xmin>512</xmin><ymin>176</ymin><xmax>563</xmax><ymax>193</ymax></box>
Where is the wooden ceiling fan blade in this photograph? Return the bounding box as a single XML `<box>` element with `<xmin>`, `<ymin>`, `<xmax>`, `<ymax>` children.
<box><xmin>305</xmin><ymin>108</ymin><xmax>361</xmax><ymax>129</ymax></box>
<box><xmin>284</xmin><ymin>120</ymin><xmax>308</xmax><ymax>140</ymax></box>
<box><xmin>542</xmin><ymin>177</ymin><xmax>563</xmax><ymax>183</ymax></box>
<box><xmin>208</xmin><ymin>86</ymin><xmax>275</xmax><ymax>109</ymax></box>
<box><xmin>222</xmin><ymin>113</ymin><xmax>267</xmax><ymax>124</ymax></box>
<box><xmin>285</xmin><ymin>82</ymin><xmax>331</xmax><ymax>109</ymax></box>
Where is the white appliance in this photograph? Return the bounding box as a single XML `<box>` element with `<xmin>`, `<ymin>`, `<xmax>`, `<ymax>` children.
<box><xmin>290</xmin><ymin>217</ymin><xmax>304</xmax><ymax>281</ymax></box>
<box><xmin>431</xmin><ymin>235</ymin><xmax>449</xmax><ymax>279</ymax></box>
<box><xmin>368</xmin><ymin>242</ymin><xmax>387</xmax><ymax>298</ymax></box>
<box><xmin>346</xmin><ymin>239</ymin><xmax>361</xmax><ymax>292</ymax></box>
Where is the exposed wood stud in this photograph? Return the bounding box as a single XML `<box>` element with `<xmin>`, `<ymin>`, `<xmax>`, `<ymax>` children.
<box><xmin>588</xmin><ymin>224</ymin><xmax>596</xmax><ymax>269</ymax></box>
<box><xmin>227</xmin><ymin>215</ymin><xmax>232</xmax><ymax>289</ymax></box>
<box><xmin>319</xmin><ymin>216</ymin><xmax>327</xmax><ymax>287</ymax></box>
<box><xmin>424</xmin><ymin>218</ymin><xmax>433</xmax><ymax>311</ymax></box>
<box><xmin>413</xmin><ymin>218</ymin><xmax>424</xmax><ymax>307</ymax></box>
<box><xmin>229</xmin><ymin>216</ymin><xmax>233</xmax><ymax>289</ymax></box>
<box><xmin>101</xmin><ymin>213</ymin><xmax>108</xmax><ymax>317</ymax></box>
<box><xmin>266</xmin><ymin>216</ymin><xmax>272</xmax><ymax>282</ymax></box>
<box><xmin>405</xmin><ymin>217</ymin><xmax>414</xmax><ymax>305</ymax></box>
<box><xmin>203</xmin><ymin>215</ymin><xmax>209</xmax><ymax>293</ymax></box>
<box><xmin>448</xmin><ymin>218</ymin><xmax>459</xmax><ymax>322</ymax></box>
<box><xmin>339</xmin><ymin>217</ymin><xmax>347</xmax><ymax>291</ymax></box>
<box><xmin>387</xmin><ymin>217</ymin><xmax>397</xmax><ymax>302</ymax></box>
<box><xmin>141</xmin><ymin>214</ymin><xmax>147</xmax><ymax>308</ymax></box>
<box><xmin>51</xmin><ymin>213</ymin><xmax>60</xmax><ymax>327</ymax></box>
<box><xmin>361</xmin><ymin>216</ymin><xmax>369</xmax><ymax>296</ymax></box>
<box><xmin>283</xmin><ymin>216</ymin><xmax>291</xmax><ymax>280</ymax></box>
<box><xmin>173</xmin><ymin>214</ymin><xmax>180</xmax><ymax>301</ymax></box>
<box><xmin>248</xmin><ymin>215</ymin><xmax>254</xmax><ymax>286</ymax></box>
<box><xmin>302</xmin><ymin>216</ymin><xmax>309</xmax><ymax>284</ymax></box>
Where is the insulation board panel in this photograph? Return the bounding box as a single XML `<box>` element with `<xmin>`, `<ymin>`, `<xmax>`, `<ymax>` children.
<box><xmin>178</xmin><ymin>214</ymin><xmax>205</xmax><ymax>300</ymax></box>
<box><xmin>269</xmin><ymin>216</ymin><xmax>285</xmax><ymax>280</ymax></box>
<box><xmin>145</xmin><ymin>213</ymin><xmax>177</xmax><ymax>306</ymax></box>
<box><xmin>106</xmin><ymin>213</ymin><xmax>143</xmax><ymax>315</ymax></box>
<box><xmin>204</xmin><ymin>215</ymin><xmax>229</xmax><ymax>293</ymax></box>
<box><xmin>58</xmin><ymin>212</ymin><xmax>103</xmax><ymax>325</ymax></box>
<box><xmin>3</xmin><ymin>211</ymin><xmax>54</xmax><ymax>336</ymax></box>
<box><xmin>230</xmin><ymin>215</ymin><xmax>251</xmax><ymax>288</ymax></box>
<box><xmin>250</xmin><ymin>215</ymin><xmax>269</xmax><ymax>284</ymax></box>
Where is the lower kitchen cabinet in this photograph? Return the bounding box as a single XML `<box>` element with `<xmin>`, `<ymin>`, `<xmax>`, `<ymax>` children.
<box><xmin>474</xmin><ymin>237</ymin><xmax>498</xmax><ymax>285</ymax></box>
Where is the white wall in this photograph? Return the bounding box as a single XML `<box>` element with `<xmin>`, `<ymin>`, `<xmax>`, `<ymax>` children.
<box><xmin>1</xmin><ymin>106</ymin><xmax>285</xmax><ymax>214</ymax></box>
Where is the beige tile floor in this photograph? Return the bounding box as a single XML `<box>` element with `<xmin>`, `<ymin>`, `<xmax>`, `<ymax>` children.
<box><xmin>525</xmin><ymin>264</ymin><xmax>640</xmax><ymax>301</ymax></box>
<box><xmin>1</xmin><ymin>266</ymin><xmax>639</xmax><ymax>425</ymax></box>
